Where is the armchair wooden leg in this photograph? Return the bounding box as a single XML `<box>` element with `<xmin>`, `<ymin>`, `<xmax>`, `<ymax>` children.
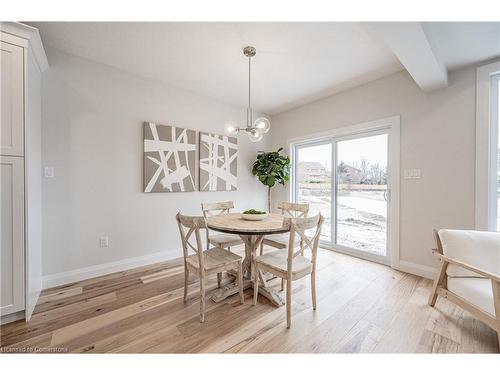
<box><xmin>228</xmin><ymin>246</ymin><xmax>231</xmax><ymax>253</ymax></box>
<box><xmin>259</xmin><ymin>242</ymin><xmax>264</xmax><ymax>256</ymax></box>
<box><xmin>492</xmin><ymin>280</ymin><xmax>500</xmax><ymax>349</ymax></box>
<box><xmin>183</xmin><ymin>267</ymin><xmax>189</xmax><ymax>302</ymax></box>
<box><xmin>311</xmin><ymin>270</ymin><xmax>317</xmax><ymax>310</ymax></box>
<box><xmin>238</xmin><ymin>261</ymin><xmax>244</xmax><ymax>304</ymax></box>
<box><xmin>217</xmin><ymin>272</ymin><xmax>222</xmax><ymax>288</ymax></box>
<box><xmin>253</xmin><ymin>262</ymin><xmax>259</xmax><ymax>306</ymax></box>
<box><xmin>286</xmin><ymin>277</ymin><xmax>292</xmax><ymax>328</ymax></box>
<box><xmin>199</xmin><ymin>275</ymin><xmax>206</xmax><ymax>323</ymax></box>
<box><xmin>428</xmin><ymin>259</ymin><xmax>448</xmax><ymax>307</ymax></box>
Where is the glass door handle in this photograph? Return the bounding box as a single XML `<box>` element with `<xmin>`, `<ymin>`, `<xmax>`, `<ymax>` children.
<box><xmin>384</xmin><ymin>189</ymin><xmax>391</xmax><ymax>202</ymax></box>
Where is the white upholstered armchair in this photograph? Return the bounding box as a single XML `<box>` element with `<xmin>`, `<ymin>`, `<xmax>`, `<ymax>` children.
<box><xmin>428</xmin><ymin>229</ymin><xmax>500</xmax><ymax>349</ymax></box>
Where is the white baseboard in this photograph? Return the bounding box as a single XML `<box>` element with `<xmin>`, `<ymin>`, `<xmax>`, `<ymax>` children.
<box><xmin>42</xmin><ymin>249</ymin><xmax>180</xmax><ymax>289</ymax></box>
<box><xmin>1</xmin><ymin>310</ymin><xmax>25</xmax><ymax>325</ymax></box>
<box><xmin>395</xmin><ymin>260</ymin><xmax>436</xmax><ymax>280</ymax></box>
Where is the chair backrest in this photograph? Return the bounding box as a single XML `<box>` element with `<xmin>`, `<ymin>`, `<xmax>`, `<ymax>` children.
<box><xmin>433</xmin><ymin>229</ymin><xmax>443</xmax><ymax>254</ymax></box>
<box><xmin>286</xmin><ymin>214</ymin><xmax>324</xmax><ymax>274</ymax></box>
<box><xmin>437</xmin><ymin>229</ymin><xmax>500</xmax><ymax>274</ymax></box>
<box><xmin>201</xmin><ymin>201</ymin><xmax>234</xmax><ymax>218</ymax></box>
<box><xmin>176</xmin><ymin>212</ymin><xmax>207</xmax><ymax>270</ymax></box>
<box><xmin>277</xmin><ymin>202</ymin><xmax>309</xmax><ymax>218</ymax></box>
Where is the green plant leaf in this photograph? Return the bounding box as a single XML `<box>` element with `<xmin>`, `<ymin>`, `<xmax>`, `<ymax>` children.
<box><xmin>252</xmin><ymin>148</ymin><xmax>290</xmax><ymax>188</ymax></box>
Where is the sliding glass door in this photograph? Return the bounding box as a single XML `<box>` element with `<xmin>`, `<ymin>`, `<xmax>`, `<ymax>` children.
<box><xmin>294</xmin><ymin>142</ymin><xmax>332</xmax><ymax>242</ymax></box>
<box><xmin>293</xmin><ymin>128</ymin><xmax>392</xmax><ymax>264</ymax></box>
<box><xmin>335</xmin><ymin>132</ymin><xmax>388</xmax><ymax>259</ymax></box>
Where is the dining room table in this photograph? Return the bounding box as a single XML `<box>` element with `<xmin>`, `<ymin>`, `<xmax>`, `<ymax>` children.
<box><xmin>205</xmin><ymin>212</ymin><xmax>291</xmax><ymax>307</ymax></box>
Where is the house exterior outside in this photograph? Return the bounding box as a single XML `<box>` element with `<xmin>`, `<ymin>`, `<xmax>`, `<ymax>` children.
<box><xmin>297</xmin><ymin>161</ymin><xmax>330</xmax><ymax>183</ymax></box>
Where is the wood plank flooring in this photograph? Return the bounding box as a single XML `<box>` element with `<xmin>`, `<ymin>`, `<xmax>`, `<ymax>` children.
<box><xmin>1</xmin><ymin>246</ymin><xmax>498</xmax><ymax>353</ymax></box>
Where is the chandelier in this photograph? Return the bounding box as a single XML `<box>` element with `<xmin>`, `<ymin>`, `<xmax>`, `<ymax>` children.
<box><xmin>224</xmin><ymin>46</ymin><xmax>270</xmax><ymax>142</ymax></box>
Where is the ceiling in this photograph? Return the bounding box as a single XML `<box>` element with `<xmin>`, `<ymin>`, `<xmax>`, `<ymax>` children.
<box><xmin>422</xmin><ymin>22</ymin><xmax>500</xmax><ymax>71</ymax></box>
<box><xmin>28</xmin><ymin>22</ymin><xmax>500</xmax><ymax>115</ymax></box>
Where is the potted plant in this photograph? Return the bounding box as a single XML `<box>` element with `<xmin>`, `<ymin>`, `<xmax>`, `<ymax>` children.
<box><xmin>252</xmin><ymin>148</ymin><xmax>291</xmax><ymax>212</ymax></box>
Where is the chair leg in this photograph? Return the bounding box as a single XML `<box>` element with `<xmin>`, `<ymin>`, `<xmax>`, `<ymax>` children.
<box><xmin>228</xmin><ymin>246</ymin><xmax>231</xmax><ymax>253</ymax></box>
<box><xmin>259</xmin><ymin>242</ymin><xmax>264</xmax><ymax>256</ymax></box>
<box><xmin>199</xmin><ymin>275</ymin><xmax>206</xmax><ymax>323</ymax></box>
<box><xmin>311</xmin><ymin>271</ymin><xmax>317</xmax><ymax>310</ymax></box>
<box><xmin>286</xmin><ymin>277</ymin><xmax>292</xmax><ymax>328</ymax></box>
<box><xmin>217</xmin><ymin>272</ymin><xmax>222</xmax><ymax>288</ymax></box>
<box><xmin>238</xmin><ymin>261</ymin><xmax>244</xmax><ymax>304</ymax></box>
<box><xmin>428</xmin><ymin>259</ymin><xmax>448</xmax><ymax>307</ymax></box>
<box><xmin>253</xmin><ymin>263</ymin><xmax>259</xmax><ymax>306</ymax></box>
<box><xmin>183</xmin><ymin>267</ymin><xmax>189</xmax><ymax>302</ymax></box>
<box><xmin>281</xmin><ymin>278</ymin><xmax>285</xmax><ymax>291</ymax></box>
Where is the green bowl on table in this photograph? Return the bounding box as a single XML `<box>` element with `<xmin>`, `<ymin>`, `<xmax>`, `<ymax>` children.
<box><xmin>241</xmin><ymin>209</ymin><xmax>269</xmax><ymax>221</ymax></box>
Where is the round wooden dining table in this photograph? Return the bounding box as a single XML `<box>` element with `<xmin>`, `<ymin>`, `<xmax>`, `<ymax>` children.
<box><xmin>206</xmin><ymin>212</ymin><xmax>290</xmax><ymax>306</ymax></box>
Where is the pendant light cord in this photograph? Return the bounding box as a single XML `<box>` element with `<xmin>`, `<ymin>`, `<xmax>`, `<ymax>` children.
<box><xmin>247</xmin><ymin>54</ymin><xmax>252</xmax><ymax>129</ymax></box>
<box><xmin>248</xmin><ymin>55</ymin><xmax>251</xmax><ymax>109</ymax></box>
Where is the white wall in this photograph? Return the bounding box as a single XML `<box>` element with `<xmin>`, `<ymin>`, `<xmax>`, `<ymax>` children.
<box><xmin>42</xmin><ymin>48</ymin><xmax>269</xmax><ymax>285</ymax></box>
<box><xmin>270</xmin><ymin>67</ymin><xmax>477</xmax><ymax>275</ymax></box>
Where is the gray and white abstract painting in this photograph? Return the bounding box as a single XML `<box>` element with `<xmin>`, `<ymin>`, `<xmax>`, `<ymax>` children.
<box><xmin>199</xmin><ymin>132</ymin><xmax>237</xmax><ymax>191</ymax></box>
<box><xmin>143</xmin><ymin>122</ymin><xmax>196</xmax><ymax>192</ymax></box>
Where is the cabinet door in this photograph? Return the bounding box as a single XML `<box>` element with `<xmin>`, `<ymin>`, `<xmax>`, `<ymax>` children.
<box><xmin>1</xmin><ymin>41</ymin><xmax>24</xmax><ymax>156</ymax></box>
<box><xmin>1</xmin><ymin>156</ymin><xmax>25</xmax><ymax>316</ymax></box>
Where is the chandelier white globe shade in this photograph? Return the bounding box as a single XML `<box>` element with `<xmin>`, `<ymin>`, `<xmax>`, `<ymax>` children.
<box><xmin>248</xmin><ymin>128</ymin><xmax>263</xmax><ymax>143</ymax></box>
<box><xmin>254</xmin><ymin>117</ymin><xmax>271</xmax><ymax>133</ymax></box>
<box><xmin>224</xmin><ymin>121</ymin><xmax>239</xmax><ymax>136</ymax></box>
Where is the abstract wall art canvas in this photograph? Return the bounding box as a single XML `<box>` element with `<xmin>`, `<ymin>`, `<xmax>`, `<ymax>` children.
<box><xmin>143</xmin><ymin>122</ymin><xmax>196</xmax><ymax>192</ymax></box>
<box><xmin>199</xmin><ymin>132</ymin><xmax>237</xmax><ymax>191</ymax></box>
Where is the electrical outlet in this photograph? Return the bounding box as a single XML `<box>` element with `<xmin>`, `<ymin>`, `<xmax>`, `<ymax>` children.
<box><xmin>403</xmin><ymin>168</ymin><xmax>421</xmax><ymax>179</ymax></box>
<box><xmin>99</xmin><ymin>236</ymin><xmax>109</xmax><ymax>248</ymax></box>
<box><xmin>44</xmin><ymin>166</ymin><xmax>54</xmax><ymax>178</ymax></box>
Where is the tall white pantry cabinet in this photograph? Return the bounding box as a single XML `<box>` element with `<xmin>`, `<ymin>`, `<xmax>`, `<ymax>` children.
<box><xmin>1</xmin><ymin>23</ymin><xmax>48</xmax><ymax>323</ymax></box>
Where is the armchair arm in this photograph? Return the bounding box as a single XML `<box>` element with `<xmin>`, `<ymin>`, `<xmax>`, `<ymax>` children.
<box><xmin>432</xmin><ymin>250</ymin><xmax>500</xmax><ymax>283</ymax></box>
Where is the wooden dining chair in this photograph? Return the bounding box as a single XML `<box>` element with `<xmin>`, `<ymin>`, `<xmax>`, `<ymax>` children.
<box><xmin>253</xmin><ymin>213</ymin><xmax>324</xmax><ymax>328</ymax></box>
<box><xmin>176</xmin><ymin>212</ymin><xmax>244</xmax><ymax>323</ymax></box>
<box><xmin>259</xmin><ymin>202</ymin><xmax>309</xmax><ymax>256</ymax></box>
<box><xmin>202</xmin><ymin>201</ymin><xmax>244</xmax><ymax>254</ymax></box>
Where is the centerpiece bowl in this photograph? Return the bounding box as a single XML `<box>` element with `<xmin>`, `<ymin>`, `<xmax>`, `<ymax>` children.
<box><xmin>241</xmin><ymin>209</ymin><xmax>268</xmax><ymax>221</ymax></box>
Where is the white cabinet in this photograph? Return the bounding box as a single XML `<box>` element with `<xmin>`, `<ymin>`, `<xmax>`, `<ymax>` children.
<box><xmin>0</xmin><ymin>156</ymin><xmax>25</xmax><ymax>315</ymax></box>
<box><xmin>1</xmin><ymin>41</ymin><xmax>24</xmax><ymax>156</ymax></box>
<box><xmin>1</xmin><ymin>23</ymin><xmax>48</xmax><ymax>323</ymax></box>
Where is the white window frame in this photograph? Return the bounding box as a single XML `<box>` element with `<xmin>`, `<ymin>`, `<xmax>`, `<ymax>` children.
<box><xmin>287</xmin><ymin>115</ymin><xmax>400</xmax><ymax>267</ymax></box>
<box><xmin>475</xmin><ymin>61</ymin><xmax>500</xmax><ymax>231</ymax></box>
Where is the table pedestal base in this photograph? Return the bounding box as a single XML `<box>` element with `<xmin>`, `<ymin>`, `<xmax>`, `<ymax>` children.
<box><xmin>210</xmin><ymin>234</ymin><xmax>285</xmax><ymax>307</ymax></box>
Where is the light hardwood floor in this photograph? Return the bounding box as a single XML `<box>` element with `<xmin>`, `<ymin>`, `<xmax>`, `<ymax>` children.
<box><xmin>1</xmin><ymin>246</ymin><xmax>498</xmax><ymax>353</ymax></box>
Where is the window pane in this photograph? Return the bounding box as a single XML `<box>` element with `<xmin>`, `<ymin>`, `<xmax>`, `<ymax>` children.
<box><xmin>296</xmin><ymin>143</ymin><xmax>332</xmax><ymax>242</ymax></box>
<box><xmin>335</xmin><ymin>134</ymin><xmax>388</xmax><ymax>255</ymax></box>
